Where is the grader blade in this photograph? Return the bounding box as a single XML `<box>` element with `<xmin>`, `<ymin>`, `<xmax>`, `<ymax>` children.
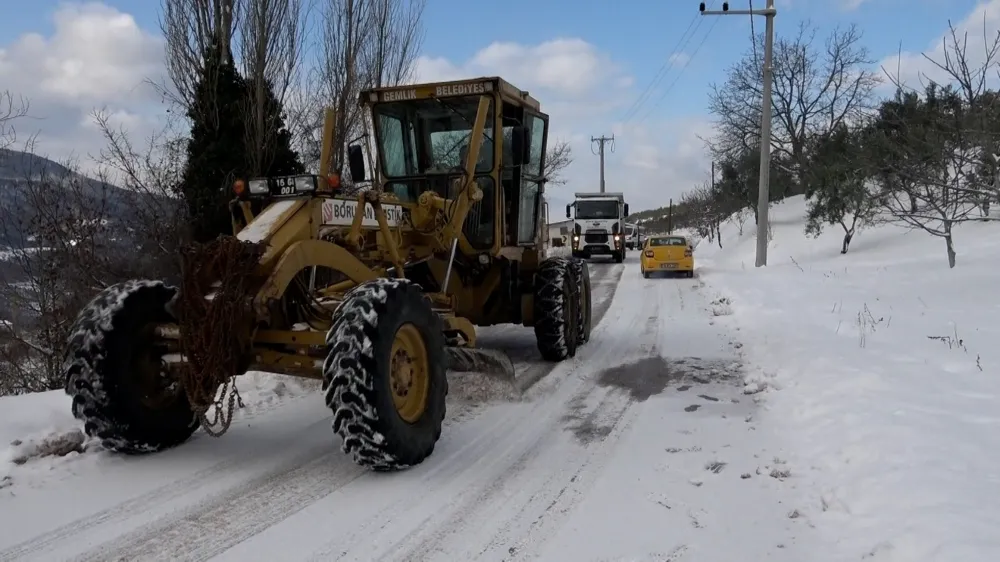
<box><xmin>446</xmin><ymin>347</ymin><xmax>517</xmax><ymax>381</ymax></box>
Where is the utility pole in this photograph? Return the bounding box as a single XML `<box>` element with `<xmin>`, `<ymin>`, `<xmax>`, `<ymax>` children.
<box><xmin>667</xmin><ymin>199</ymin><xmax>673</xmax><ymax>233</ymax></box>
<box><xmin>699</xmin><ymin>0</ymin><xmax>776</xmax><ymax>267</ymax></box>
<box><xmin>591</xmin><ymin>134</ymin><xmax>615</xmax><ymax>193</ymax></box>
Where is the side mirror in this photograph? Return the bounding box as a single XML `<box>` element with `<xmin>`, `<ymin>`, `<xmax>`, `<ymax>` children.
<box><xmin>624</xmin><ymin>203</ymin><xmax>629</xmax><ymax>216</ymax></box>
<box><xmin>347</xmin><ymin>144</ymin><xmax>366</xmax><ymax>182</ymax></box>
<box><xmin>565</xmin><ymin>204</ymin><xmax>571</xmax><ymax>219</ymax></box>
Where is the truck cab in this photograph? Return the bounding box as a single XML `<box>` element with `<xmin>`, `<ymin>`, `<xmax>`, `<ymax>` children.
<box><xmin>565</xmin><ymin>192</ymin><xmax>628</xmax><ymax>263</ymax></box>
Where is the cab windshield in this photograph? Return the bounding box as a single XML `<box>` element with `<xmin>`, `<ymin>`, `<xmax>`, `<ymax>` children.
<box><xmin>575</xmin><ymin>200</ymin><xmax>619</xmax><ymax>219</ymax></box>
<box><xmin>373</xmin><ymin>96</ymin><xmax>495</xmax><ymax>178</ymax></box>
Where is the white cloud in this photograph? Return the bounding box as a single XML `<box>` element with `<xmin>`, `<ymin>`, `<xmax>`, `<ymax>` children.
<box><xmin>0</xmin><ymin>2</ymin><xmax>167</xmax><ymax>170</ymax></box>
<box><xmin>877</xmin><ymin>0</ymin><xmax>1000</xmax><ymax>93</ymax></box>
<box><xmin>412</xmin><ymin>39</ymin><xmax>712</xmax><ymax>215</ymax></box>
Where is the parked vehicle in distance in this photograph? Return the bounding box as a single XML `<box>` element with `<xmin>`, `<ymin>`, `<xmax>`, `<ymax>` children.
<box><xmin>640</xmin><ymin>235</ymin><xmax>694</xmax><ymax>278</ymax></box>
<box><xmin>624</xmin><ymin>222</ymin><xmax>639</xmax><ymax>250</ymax></box>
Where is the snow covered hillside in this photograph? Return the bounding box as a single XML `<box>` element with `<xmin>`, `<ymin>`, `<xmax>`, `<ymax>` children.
<box><xmin>696</xmin><ymin>195</ymin><xmax>1000</xmax><ymax>561</ymax></box>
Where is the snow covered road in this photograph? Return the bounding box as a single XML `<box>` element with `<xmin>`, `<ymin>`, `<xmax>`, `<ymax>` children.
<box><xmin>0</xmin><ymin>256</ymin><xmax>815</xmax><ymax>562</ymax></box>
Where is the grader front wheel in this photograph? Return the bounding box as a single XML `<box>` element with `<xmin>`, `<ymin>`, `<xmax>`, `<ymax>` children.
<box><xmin>389</xmin><ymin>323</ymin><xmax>431</xmax><ymax>423</ymax></box>
<box><xmin>63</xmin><ymin>280</ymin><xmax>199</xmax><ymax>454</ymax></box>
<box><xmin>323</xmin><ymin>278</ymin><xmax>448</xmax><ymax>471</ymax></box>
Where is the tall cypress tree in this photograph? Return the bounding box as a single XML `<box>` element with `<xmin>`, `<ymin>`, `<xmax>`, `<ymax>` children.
<box><xmin>179</xmin><ymin>44</ymin><xmax>304</xmax><ymax>243</ymax></box>
<box><xmin>180</xmin><ymin>44</ymin><xmax>247</xmax><ymax>243</ymax></box>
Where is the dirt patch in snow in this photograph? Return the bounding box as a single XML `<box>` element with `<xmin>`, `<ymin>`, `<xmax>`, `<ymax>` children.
<box><xmin>6</xmin><ymin>428</ymin><xmax>87</xmax><ymax>467</ymax></box>
<box><xmin>595</xmin><ymin>356</ymin><xmax>743</xmax><ymax>402</ymax></box>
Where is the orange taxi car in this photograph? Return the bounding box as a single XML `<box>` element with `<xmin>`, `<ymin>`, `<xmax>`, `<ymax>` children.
<box><xmin>640</xmin><ymin>235</ymin><xmax>694</xmax><ymax>278</ymax></box>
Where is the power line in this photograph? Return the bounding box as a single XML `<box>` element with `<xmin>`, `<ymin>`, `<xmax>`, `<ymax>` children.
<box><xmin>635</xmin><ymin>15</ymin><xmax>720</xmax><ymax>124</ymax></box>
<box><xmin>619</xmin><ymin>9</ymin><xmax>707</xmax><ymax>125</ymax></box>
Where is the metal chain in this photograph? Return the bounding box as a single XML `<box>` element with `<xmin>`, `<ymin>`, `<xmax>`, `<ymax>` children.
<box><xmin>198</xmin><ymin>377</ymin><xmax>244</xmax><ymax>437</ymax></box>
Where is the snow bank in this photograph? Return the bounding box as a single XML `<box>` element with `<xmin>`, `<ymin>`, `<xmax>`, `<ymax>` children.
<box><xmin>697</xmin><ymin>195</ymin><xmax>1000</xmax><ymax>561</ymax></box>
<box><xmin>0</xmin><ymin>372</ymin><xmax>318</xmax><ymax>488</ymax></box>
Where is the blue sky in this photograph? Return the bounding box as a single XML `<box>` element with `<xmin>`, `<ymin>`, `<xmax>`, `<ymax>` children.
<box><xmin>0</xmin><ymin>0</ymin><xmax>992</xmax><ymax>211</ymax></box>
<box><xmin>0</xmin><ymin>0</ymin><xmax>978</xmax><ymax>123</ymax></box>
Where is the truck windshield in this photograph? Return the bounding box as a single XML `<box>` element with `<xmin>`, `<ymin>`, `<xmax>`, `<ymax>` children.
<box><xmin>373</xmin><ymin>96</ymin><xmax>495</xmax><ymax>178</ymax></box>
<box><xmin>626</xmin><ymin>225</ymin><xmax>636</xmax><ymax>236</ymax></box>
<box><xmin>575</xmin><ymin>200</ymin><xmax>619</xmax><ymax>219</ymax></box>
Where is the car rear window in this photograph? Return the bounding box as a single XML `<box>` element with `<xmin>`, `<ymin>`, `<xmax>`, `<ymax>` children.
<box><xmin>649</xmin><ymin>237</ymin><xmax>687</xmax><ymax>247</ymax></box>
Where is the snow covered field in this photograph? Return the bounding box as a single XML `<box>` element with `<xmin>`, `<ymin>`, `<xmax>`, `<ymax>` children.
<box><xmin>0</xmin><ymin>201</ymin><xmax>995</xmax><ymax>561</ymax></box>
<box><xmin>696</xmin><ymin>195</ymin><xmax>1000</xmax><ymax>561</ymax></box>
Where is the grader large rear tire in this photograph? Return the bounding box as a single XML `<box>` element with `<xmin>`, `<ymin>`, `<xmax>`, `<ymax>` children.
<box><xmin>64</xmin><ymin>280</ymin><xmax>198</xmax><ymax>454</ymax></box>
<box><xmin>323</xmin><ymin>278</ymin><xmax>448</xmax><ymax>471</ymax></box>
<box><xmin>533</xmin><ymin>257</ymin><xmax>580</xmax><ymax>361</ymax></box>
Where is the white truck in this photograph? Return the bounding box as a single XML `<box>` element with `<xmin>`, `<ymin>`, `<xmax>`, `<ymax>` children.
<box><xmin>565</xmin><ymin>192</ymin><xmax>629</xmax><ymax>263</ymax></box>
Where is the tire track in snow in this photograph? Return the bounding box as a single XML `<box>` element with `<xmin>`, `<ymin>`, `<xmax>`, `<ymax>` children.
<box><xmin>306</xmin><ymin>261</ymin><xmax>647</xmax><ymax>561</ymax></box>
<box><xmin>299</xmin><ymin>291</ymin><xmax>633</xmax><ymax>561</ymax></box>
<box><xmin>71</xmin><ymin>453</ymin><xmax>361</xmax><ymax>562</ymax></box>
<box><xmin>0</xmin><ymin>408</ymin><xmax>329</xmax><ymax>562</ymax></box>
<box><xmin>389</xmin><ymin>263</ymin><xmax>713</xmax><ymax>561</ymax></box>
<box><xmin>384</xmin><ymin>386</ymin><xmax>639</xmax><ymax>562</ymax></box>
<box><xmin>10</xmin><ymin>261</ymin><xmax>628</xmax><ymax>562</ymax></box>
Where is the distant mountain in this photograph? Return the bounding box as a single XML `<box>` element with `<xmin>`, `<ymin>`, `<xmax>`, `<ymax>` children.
<box><xmin>0</xmin><ymin>149</ymin><xmax>182</xmax><ymax>247</ymax></box>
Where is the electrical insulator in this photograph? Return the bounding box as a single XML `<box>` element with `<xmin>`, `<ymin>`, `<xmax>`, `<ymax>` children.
<box><xmin>699</xmin><ymin>2</ymin><xmax>706</xmax><ymax>11</ymax></box>
<box><xmin>723</xmin><ymin>2</ymin><xmax>729</xmax><ymax>10</ymax></box>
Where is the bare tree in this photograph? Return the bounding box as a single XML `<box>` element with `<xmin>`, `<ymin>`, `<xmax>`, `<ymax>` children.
<box><xmin>91</xmin><ymin>109</ymin><xmax>192</xmax><ymax>281</ymax></box>
<box><xmin>874</xmin><ymin>23</ymin><xmax>1000</xmax><ymax>268</ymax></box>
<box><xmin>0</xmin><ymin>151</ymin><xmax>130</xmax><ymax>394</ymax></box>
<box><xmin>707</xmin><ymin>21</ymin><xmax>880</xmax><ymax>197</ymax></box>
<box><xmin>0</xmin><ymin>91</ymin><xmax>29</xmax><ymax>150</ymax></box>
<box><xmin>543</xmin><ymin>139</ymin><xmax>574</xmax><ymax>187</ymax></box>
<box><xmin>362</xmin><ymin>0</ymin><xmax>425</xmax><ymax>88</ymax></box>
<box><xmin>160</xmin><ymin>0</ymin><xmax>240</xmax><ymax>110</ymax></box>
<box><xmin>304</xmin><ymin>0</ymin><xmax>426</xmax><ymax>176</ymax></box>
<box><xmin>237</xmin><ymin>0</ymin><xmax>307</xmax><ymax>175</ymax></box>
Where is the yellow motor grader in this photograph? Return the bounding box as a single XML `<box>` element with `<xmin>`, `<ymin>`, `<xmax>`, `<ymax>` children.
<box><xmin>62</xmin><ymin>76</ymin><xmax>594</xmax><ymax>471</ymax></box>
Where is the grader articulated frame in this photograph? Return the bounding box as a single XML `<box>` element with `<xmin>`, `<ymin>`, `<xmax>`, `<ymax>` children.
<box><xmin>61</xmin><ymin>76</ymin><xmax>594</xmax><ymax>471</ymax></box>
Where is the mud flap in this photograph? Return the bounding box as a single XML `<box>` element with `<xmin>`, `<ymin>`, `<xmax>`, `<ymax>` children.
<box><xmin>446</xmin><ymin>347</ymin><xmax>517</xmax><ymax>382</ymax></box>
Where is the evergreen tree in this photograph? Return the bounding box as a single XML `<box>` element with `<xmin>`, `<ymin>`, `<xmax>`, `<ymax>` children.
<box><xmin>178</xmin><ymin>43</ymin><xmax>304</xmax><ymax>243</ymax></box>
<box><xmin>179</xmin><ymin>44</ymin><xmax>248</xmax><ymax>243</ymax></box>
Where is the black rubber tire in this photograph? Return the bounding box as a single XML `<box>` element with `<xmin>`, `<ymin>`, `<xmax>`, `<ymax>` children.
<box><xmin>533</xmin><ymin>257</ymin><xmax>579</xmax><ymax>361</ymax></box>
<box><xmin>643</xmin><ymin>269</ymin><xmax>651</xmax><ymax>279</ymax></box>
<box><xmin>567</xmin><ymin>257</ymin><xmax>593</xmax><ymax>344</ymax></box>
<box><xmin>323</xmin><ymin>278</ymin><xmax>448</xmax><ymax>471</ymax></box>
<box><xmin>64</xmin><ymin>280</ymin><xmax>199</xmax><ymax>454</ymax></box>
<box><xmin>613</xmin><ymin>251</ymin><xmax>624</xmax><ymax>264</ymax></box>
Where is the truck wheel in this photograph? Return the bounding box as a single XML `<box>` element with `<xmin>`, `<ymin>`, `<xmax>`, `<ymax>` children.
<box><xmin>324</xmin><ymin>278</ymin><xmax>448</xmax><ymax>471</ymax></box>
<box><xmin>568</xmin><ymin>258</ymin><xmax>593</xmax><ymax>344</ymax></box>
<box><xmin>534</xmin><ymin>257</ymin><xmax>579</xmax><ymax>361</ymax></box>
<box><xmin>64</xmin><ymin>280</ymin><xmax>198</xmax><ymax>454</ymax></box>
<box><xmin>613</xmin><ymin>251</ymin><xmax>624</xmax><ymax>263</ymax></box>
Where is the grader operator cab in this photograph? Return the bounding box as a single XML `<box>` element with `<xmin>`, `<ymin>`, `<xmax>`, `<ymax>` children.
<box><xmin>62</xmin><ymin>76</ymin><xmax>594</xmax><ymax>472</ymax></box>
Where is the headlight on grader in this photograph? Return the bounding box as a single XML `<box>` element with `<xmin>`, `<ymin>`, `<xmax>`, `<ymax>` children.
<box><xmin>248</xmin><ymin>179</ymin><xmax>269</xmax><ymax>195</ymax></box>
